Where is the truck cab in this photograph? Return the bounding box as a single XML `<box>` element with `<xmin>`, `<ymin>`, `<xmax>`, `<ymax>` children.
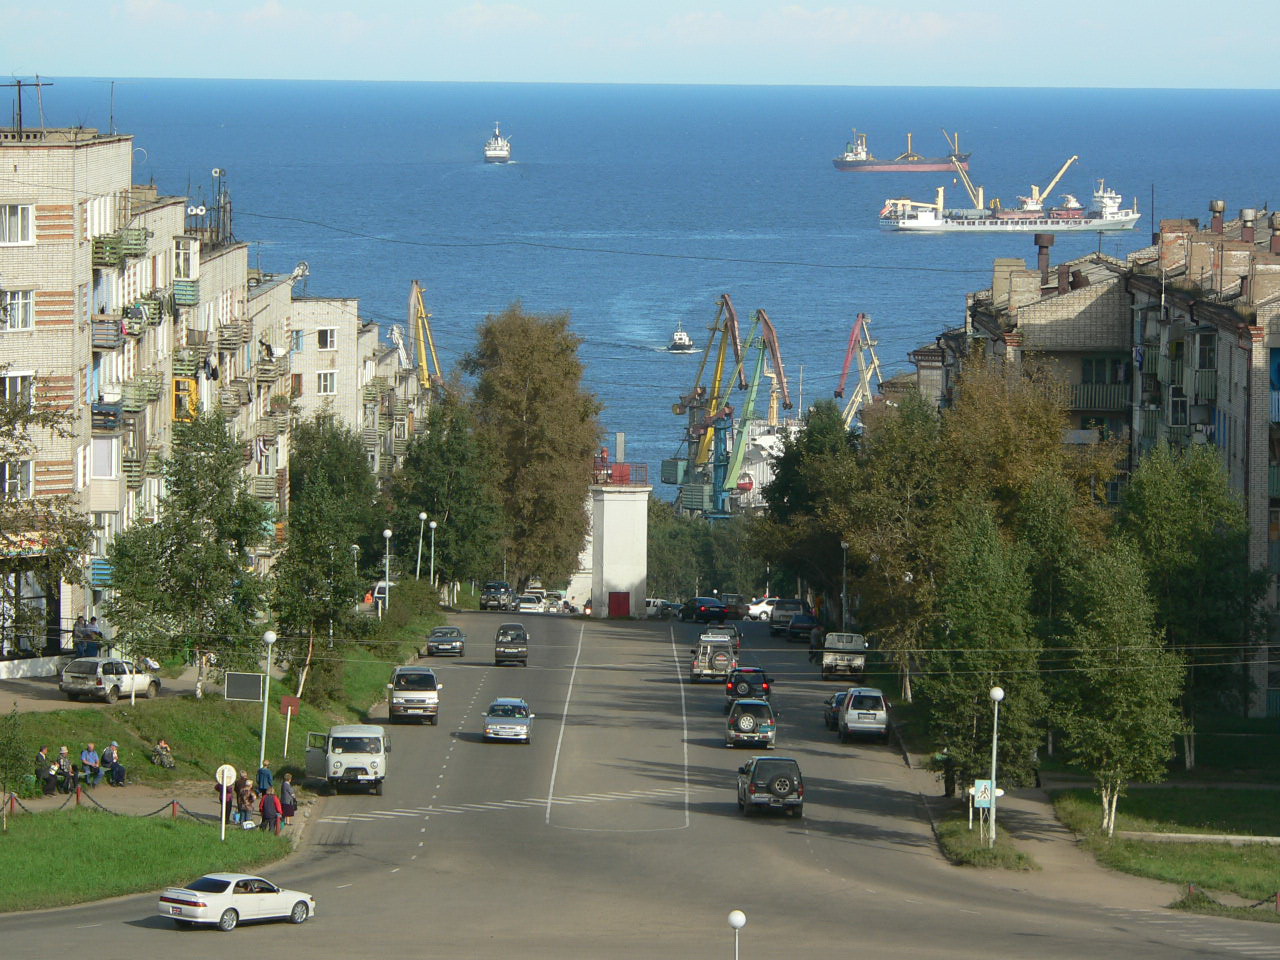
<box><xmin>306</xmin><ymin>724</ymin><xmax>389</xmax><ymax>795</ymax></box>
<box><xmin>820</xmin><ymin>632</ymin><xmax>868</xmax><ymax>680</ymax></box>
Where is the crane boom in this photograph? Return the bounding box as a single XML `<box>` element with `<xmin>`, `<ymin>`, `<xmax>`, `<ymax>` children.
<box><xmin>691</xmin><ymin>295</ymin><xmax>746</xmax><ymax>465</ymax></box>
<box><xmin>408</xmin><ymin>280</ymin><xmax>444</xmax><ymax>390</ymax></box>
<box><xmin>754</xmin><ymin>309</ymin><xmax>792</xmax><ymax>410</ymax></box>
<box><xmin>950</xmin><ymin>156</ymin><xmax>984</xmax><ymax>210</ymax></box>
<box><xmin>1031</xmin><ymin>155</ymin><xmax>1079</xmax><ymax>207</ymax></box>
<box><xmin>724</xmin><ymin>315</ymin><xmax>768</xmax><ymax>491</ymax></box>
<box><xmin>839</xmin><ymin>313</ymin><xmax>884</xmax><ymax>430</ymax></box>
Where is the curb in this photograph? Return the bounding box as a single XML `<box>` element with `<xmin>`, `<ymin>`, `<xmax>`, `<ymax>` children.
<box><xmin>1119</xmin><ymin>831</ymin><xmax>1280</xmax><ymax>846</ymax></box>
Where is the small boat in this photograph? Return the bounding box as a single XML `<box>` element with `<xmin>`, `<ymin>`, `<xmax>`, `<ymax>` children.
<box><xmin>668</xmin><ymin>323</ymin><xmax>696</xmax><ymax>353</ymax></box>
<box><xmin>484</xmin><ymin>123</ymin><xmax>512</xmax><ymax>163</ymax></box>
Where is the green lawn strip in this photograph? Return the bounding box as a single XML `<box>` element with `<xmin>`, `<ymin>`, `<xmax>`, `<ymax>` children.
<box><xmin>1171</xmin><ymin>887</ymin><xmax>1280</xmax><ymax>923</ymax></box>
<box><xmin>935</xmin><ymin>813</ymin><xmax>1039</xmax><ymax>870</ymax></box>
<box><xmin>1054</xmin><ymin>789</ymin><xmax>1280</xmax><ymax>901</ymax></box>
<box><xmin>0</xmin><ymin>809</ymin><xmax>290</xmax><ymax>912</ymax></box>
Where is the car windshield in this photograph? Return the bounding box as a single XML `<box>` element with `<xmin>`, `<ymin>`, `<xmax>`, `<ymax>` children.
<box><xmin>848</xmin><ymin>695</ymin><xmax>884</xmax><ymax>711</ymax></box>
<box><xmin>185</xmin><ymin>876</ymin><xmax>233</xmax><ymax>893</ymax></box>
<box><xmin>721</xmin><ymin>594</ymin><xmax>744</xmax><ymax>605</ymax></box>
<box><xmin>825</xmin><ymin>634</ymin><xmax>866</xmax><ymax>650</ymax></box>
<box><xmin>331</xmin><ymin>736</ymin><xmax>382</xmax><ymax>753</ymax></box>
<box><xmin>488</xmin><ymin>704</ymin><xmax>529</xmax><ymax>718</ymax></box>
<box><xmin>774</xmin><ymin>601</ymin><xmax>804</xmax><ymax>614</ymax></box>
<box><xmin>484</xmin><ymin>582</ymin><xmax>510</xmax><ymax>591</ymax></box>
<box><xmin>64</xmin><ymin>660</ymin><xmax>99</xmax><ymax>675</ymax></box>
<box><xmin>393</xmin><ymin>673</ymin><xmax>437</xmax><ymax>690</ymax></box>
<box><xmin>498</xmin><ymin>631</ymin><xmax>527</xmax><ymax>642</ymax></box>
<box><xmin>431</xmin><ymin>628</ymin><xmax>461</xmax><ymax>638</ymax></box>
<box><xmin>752</xmin><ymin>759</ymin><xmax>799</xmax><ymax>780</ymax></box>
<box><xmin>732</xmin><ymin>703</ymin><xmax>774</xmax><ymax>720</ymax></box>
<box><xmin>730</xmin><ymin>670</ymin><xmax>763</xmax><ymax>681</ymax></box>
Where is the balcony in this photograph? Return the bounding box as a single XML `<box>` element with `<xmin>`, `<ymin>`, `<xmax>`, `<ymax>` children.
<box><xmin>91</xmin><ymin>234</ymin><xmax>123</xmax><ymax>267</ymax></box>
<box><xmin>253</xmin><ymin>417</ymin><xmax>279</xmax><ymax>440</ymax></box>
<box><xmin>252</xmin><ymin>474</ymin><xmax>278</xmax><ymax>500</ymax></box>
<box><xmin>123</xmin><ymin>454</ymin><xmax>143</xmax><ymax>490</ymax></box>
<box><xmin>118</xmin><ymin>227</ymin><xmax>148</xmax><ymax>257</ymax></box>
<box><xmin>144</xmin><ymin>443</ymin><xmax>164</xmax><ymax>476</ymax></box>
<box><xmin>219</xmin><ymin>378</ymin><xmax>251</xmax><ymax>409</ymax></box>
<box><xmin>92</xmin><ymin>317</ymin><xmax>124</xmax><ymax>349</ymax></box>
<box><xmin>1167</xmin><ymin>424</ymin><xmax>1192</xmax><ymax>445</ymax></box>
<box><xmin>172</xmin><ymin>351</ymin><xmax>200</xmax><ymax>378</ymax></box>
<box><xmin>1071</xmin><ymin>382</ymin><xmax>1128</xmax><ymax>411</ymax></box>
<box><xmin>218</xmin><ymin>321</ymin><xmax>248</xmax><ymax>350</ymax></box>
<box><xmin>1192</xmin><ymin>369</ymin><xmax>1217</xmax><ymax>402</ymax></box>
<box><xmin>90</xmin><ymin>558</ymin><xmax>114</xmax><ymax>588</ymax></box>
<box><xmin>172</xmin><ymin>279</ymin><xmax>200</xmax><ymax>306</ymax></box>
<box><xmin>254</xmin><ymin>354</ymin><xmax>290</xmax><ymax>383</ymax></box>
<box><xmin>91</xmin><ymin>399</ymin><xmax>123</xmax><ymax>432</ymax></box>
<box><xmin>184</xmin><ymin>328</ymin><xmax>212</xmax><ymax>360</ymax></box>
<box><xmin>592</xmin><ymin>458</ymin><xmax>649</xmax><ymax>485</ymax></box>
<box><xmin>362</xmin><ymin>426</ymin><xmax>381</xmax><ymax>450</ymax></box>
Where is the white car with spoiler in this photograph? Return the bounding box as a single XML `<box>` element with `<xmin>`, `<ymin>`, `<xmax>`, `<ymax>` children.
<box><xmin>158</xmin><ymin>873</ymin><xmax>314</xmax><ymax>931</ymax></box>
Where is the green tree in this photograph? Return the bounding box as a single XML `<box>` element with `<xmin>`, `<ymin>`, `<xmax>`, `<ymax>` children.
<box><xmin>1055</xmin><ymin>542</ymin><xmax>1184</xmax><ymax>835</ymax></box>
<box><xmin>0</xmin><ymin>369</ymin><xmax>92</xmax><ymax>642</ymax></box>
<box><xmin>0</xmin><ymin>706</ymin><xmax>28</xmax><ymax>830</ymax></box>
<box><xmin>463</xmin><ymin>304</ymin><xmax>601</xmax><ymax>586</ymax></box>
<box><xmin>273</xmin><ymin>417</ymin><xmax>378</xmax><ymax>704</ymax></box>
<box><xmin>1117</xmin><ymin>443</ymin><xmax>1265</xmax><ymax>715</ymax></box>
<box><xmin>647</xmin><ymin>498</ymin><xmax>701</xmax><ymax>598</ymax></box>
<box><xmin>387</xmin><ymin>391</ymin><xmax>503</xmax><ymax>586</ymax></box>
<box><xmin>918</xmin><ymin>502</ymin><xmax>1045</xmax><ymax>788</ymax></box>
<box><xmin>105</xmin><ymin>412</ymin><xmax>271</xmax><ymax>666</ymax></box>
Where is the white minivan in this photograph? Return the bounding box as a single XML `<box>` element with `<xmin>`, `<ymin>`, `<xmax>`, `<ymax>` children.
<box><xmin>837</xmin><ymin>687</ymin><xmax>890</xmax><ymax>743</ymax></box>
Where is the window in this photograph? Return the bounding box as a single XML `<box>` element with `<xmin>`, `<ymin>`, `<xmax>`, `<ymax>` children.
<box><xmin>173</xmin><ymin>237</ymin><xmax>199</xmax><ymax>280</ymax></box>
<box><xmin>0</xmin><ymin>461</ymin><xmax>33</xmax><ymax>499</ymax></box>
<box><xmin>291</xmin><ymin>330</ymin><xmax>304</xmax><ymax>354</ymax></box>
<box><xmin>0</xmin><ymin>290</ymin><xmax>34</xmax><ymax>331</ymax></box>
<box><xmin>91</xmin><ymin>436</ymin><xmax>118</xmax><ymax>479</ymax></box>
<box><xmin>393</xmin><ymin>416</ymin><xmax>408</xmax><ymax>440</ymax></box>
<box><xmin>1169</xmin><ymin>387</ymin><xmax>1188</xmax><ymax>427</ymax></box>
<box><xmin>290</xmin><ymin>373</ymin><xmax>303</xmax><ymax>398</ymax></box>
<box><xmin>1197</xmin><ymin>332</ymin><xmax>1217</xmax><ymax>371</ymax></box>
<box><xmin>317</xmin><ymin>371</ymin><xmax>336</xmax><ymax>395</ymax></box>
<box><xmin>1</xmin><ymin>373</ymin><xmax>33</xmax><ymax>409</ymax></box>
<box><xmin>0</xmin><ymin>205</ymin><xmax>33</xmax><ymax>244</ymax></box>
<box><xmin>317</xmin><ymin>328</ymin><xmax>337</xmax><ymax>351</ymax></box>
<box><xmin>1082</xmin><ymin>356</ymin><xmax>1130</xmax><ymax>384</ymax></box>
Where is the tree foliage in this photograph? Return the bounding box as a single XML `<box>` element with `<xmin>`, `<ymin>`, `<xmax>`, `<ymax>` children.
<box><xmin>0</xmin><ymin>705</ymin><xmax>28</xmax><ymax>828</ymax></box>
<box><xmin>463</xmin><ymin>304</ymin><xmax>601</xmax><ymax>586</ymax></box>
<box><xmin>105</xmin><ymin>412</ymin><xmax>270</xmax><ymax>667</ymax></box>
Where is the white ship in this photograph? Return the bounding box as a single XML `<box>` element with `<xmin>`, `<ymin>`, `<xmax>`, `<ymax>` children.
<box><xmin>484</xmin><ymin>123</ymin><xmax>512</xmax><ymax>163</ymax></box>
<box><xmin>668</xmin><ymin>322</ymin><xmax>696</xmax><ymax>353</ymax></box>
<box><xmin>880</xmin><ymin>156</ymin><xmax>1140</xmax><ymax>233</ymax></box>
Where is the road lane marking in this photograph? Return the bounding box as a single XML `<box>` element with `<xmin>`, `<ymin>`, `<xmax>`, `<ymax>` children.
<box><xmin>545</xmin><ymin>622</ymin><xmax>585</xmax><ymax>824</ymax></box>
<box><xmin>669</xmin><ymin>624</ymin><xmax>691</xmax><ymax>828</ymax></box>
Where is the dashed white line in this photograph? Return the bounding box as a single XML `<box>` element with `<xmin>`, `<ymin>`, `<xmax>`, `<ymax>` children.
<box><xmin>545</xmin><ymin>622</ymin><xmax>585</xmax><ymax>824</ymax></box>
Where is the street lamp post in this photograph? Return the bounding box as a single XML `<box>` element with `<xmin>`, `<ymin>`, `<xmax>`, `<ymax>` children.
<box><xmin>382</xmin><ymin>528</ymin><xmax>392</xmax><ymax>611</ymax></box>
<box><xmin>839</xmin><ymin>540</ymin><xmax>849</xmax><ymax>631</ymax></box>
<box><xmin>258</xmin><ymin>630</ymin><xmax>277</xmax><ymax>769</ymax></box>
<box><xmin>728</xmin><ymin>910</ymin><xmax>746</xmax><ymax>960</ymax></box>
<box><xmin>416</xmin><ymin>511</ymin><xmax>428</xmax><ymax>580</ymax></box>
<box><xmin>989</xmin><ymin>685</ymin><xmax>1004</xmax><ymax>848</ymax></box>
<box><xmin>429</xmin><ymin>520</ymin><xmax>438</xmax><ymax>587</ymax></box>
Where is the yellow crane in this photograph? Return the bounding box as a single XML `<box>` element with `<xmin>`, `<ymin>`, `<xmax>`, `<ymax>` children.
<box><xmin>951</xmin><ymin>156</ymin><xmax>985</xmax><ymax>210</ymax></box>
<box><xmin>407</xmin><ymin>280</ymin><xmax>444</xmax><ymax>392</ymax></box>
<box><xmin>673</xmin><ymin>294</ymin><xmax>746</xmax><ymax>466</ymax></box>
<box><xmin>1022</xmin><ymin>155</ymin><xmax>1078</xmax><ymax>212</ymax></box>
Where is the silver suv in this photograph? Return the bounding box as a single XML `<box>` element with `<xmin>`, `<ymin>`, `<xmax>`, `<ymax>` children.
<box><xmin>768</xmin><ymin>598</ymin><xmax>809</xmax><ymax>635</ymax></box>
<box><xmin>60</xmin><ymin>657</ymin><xmax>160</xmax><ymax>703</ymax></box>
<box><xmin>689</xmin><ymin>638</ymin><xmax>737</xmax><ymax>683</ymax></box>
<box><xmin>725</xmin><ymin>699</ymin><xmax>776</xmax><ymax>748</ymax></box>
<box><xmin>837</xmin><ymin>686</ymin><xmax>890</xmax><ymax>742</ymax></box>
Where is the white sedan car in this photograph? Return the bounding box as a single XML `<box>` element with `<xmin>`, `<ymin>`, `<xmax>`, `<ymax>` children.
<box><xmin>158</xmin><ymin>873</ymin><xmax>315</xmax><ymax>931</ymax></box>
<box><xmin>515</xmin><ymin>594</ymin><xmax>544</xmax><ymax>612</ymax></box>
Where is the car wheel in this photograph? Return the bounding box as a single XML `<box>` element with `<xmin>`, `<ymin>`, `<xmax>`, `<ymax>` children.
<box><xmin>217</xmin><ymin>908</ymin><xmax>238</xmax><ymax>932</ymax></box>
<box><xmin>791</xmin><ymin>804</ymin><xmax>804</xmax><ymax>818</ymax></box>
<box><xmin>145</xmin><ymin>682</ymin><xmax>159</xmax><ymax>699</ymax></box>
<box><xmin>289</xmin><ymin>901</ymin><xmax>310</xmax><ymax>924</ymax></box>
<box><xmin>430</xmin><ymin>716</ymin><xmax>438</xmax><ymax>725</ymax></box>
<box><xmin>523</xmin><ymin>737</ymin><xmax>531</xmax><ymax>745</ymax></box>
<box><xmin>768</xmin><ymin>775</ymin><xmax>793</xmax><ymax>798</ymax></box>
<box><xmin>459</xmin><ymin>646</ymin><xmax>465</xmax><ymax>656</ymax></box>
<box><xmin>104</xmin><ymin>686</ymin><xmax>119</xmax><ymax>704</ymax></box>
<box><xmin>839</xmin><ymin>728</ymin><xmax>850</xmax><ymax>744</ymax></box>
<box><xmin>736</xmin><ymin>715</ymin><xmax>757</xmax><ymax>733</ymax></box>
<box><xmin>737</xmin><ymin>794</ymin><xmax>744</xmax><ymax>811</ymax></box>
<box><xmin>373</xmin><ymin>780</ymin><xmax>383</xmax><ymax>796</ymax></box>
<box><xmin>734</xmin><ymin>680</ymin><xmax>751</xmax><ymax>696</ymax></box>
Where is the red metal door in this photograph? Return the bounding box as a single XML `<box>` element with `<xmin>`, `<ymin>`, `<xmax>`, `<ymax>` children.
<box><xmin>608</xmin><ymin>592</ymin><xmax>631</xmax><ymax>618</ymax></box>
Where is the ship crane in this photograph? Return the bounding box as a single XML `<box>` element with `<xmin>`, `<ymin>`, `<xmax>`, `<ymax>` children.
<box><xmin>833</xmin><ymin>312</ymin><xmax>883</xmax><ymax>431</ymax></box>
<box><xmin>723</xmin><ymin>309</ymin><xmax>792</xmax><ymax>495</ymax></box>
<box><xmin>408</xmin><ymin>280</ymin><xmax>445</xmax><ymax>393</ymax></box>
<box><xmin>673</xmin><ymin>293</ymin><xmax>746</xmax><ymax>467</ymax></box>
<box><xmin>1020</xmin><ymin>155</ymin><xmax>1078</xmax><ymax>212</ymax></box>
<box><xmin>950</xmin><ymin>156</ymin><xmax>985</xmax><ymax>210</ymax></box>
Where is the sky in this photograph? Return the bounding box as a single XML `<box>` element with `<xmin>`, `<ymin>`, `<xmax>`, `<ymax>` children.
<box><xmin>3</xmin><ymin>0</ymin><xmax>1278</xmax><ymax>88</ymax></box>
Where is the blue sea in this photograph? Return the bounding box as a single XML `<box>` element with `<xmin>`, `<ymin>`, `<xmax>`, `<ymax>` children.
<box><xmin>41</xmin><ymin>79</ymin><xmax>1280</xmax><ymax>478</ymax></box>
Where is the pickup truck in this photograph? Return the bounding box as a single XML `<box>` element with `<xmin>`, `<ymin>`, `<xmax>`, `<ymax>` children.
<box><xmin>819</xmin><ymin>632</ymin><xmax>868</xmax><ymax>680</ymax></box>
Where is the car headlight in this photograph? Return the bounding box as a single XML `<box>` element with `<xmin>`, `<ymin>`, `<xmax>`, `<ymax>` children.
<box><xmin>370</xmin><ymin>760</ymin><xmax>379</xmax><ymax>770</ymax></box>
<box><xmin>331</xmin><ymin>761</ymin><xmax>341</xmax><ymax>773</ymax></box>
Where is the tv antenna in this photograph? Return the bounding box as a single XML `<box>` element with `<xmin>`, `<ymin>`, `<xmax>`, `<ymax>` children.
<box><xmin>2</xmin><ymin>77</ymin><xmax>53</xmax><ymax>135</ymax></box>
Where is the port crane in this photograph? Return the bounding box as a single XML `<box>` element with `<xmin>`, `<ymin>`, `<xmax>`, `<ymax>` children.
<box><xmin>722</xmin><ymin>309</ymin><xmax>792</xmax><ymax>496</ymax></box>
<box><xmin>1020</xmin><ymin>155</ymin><xmax>1078</xmax><ymax>212</ymax></box>
<box><xmin>834</xmin><ymin>313</ymin><xmax>883</xmax><ymax>431</ymax></box>
<box><xmin>407</xmin><ymin>280</ymin><xmax>444</xmax><ymax>393</ymax></box>
<box><xmin>673</xmin><ymin>294</ymin><xmax>746</xmax><ymax>468</ymax></box>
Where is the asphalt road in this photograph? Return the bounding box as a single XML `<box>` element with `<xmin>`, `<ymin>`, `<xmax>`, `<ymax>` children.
<box><xmin>8</xmin><ymin>613</ymin><xmax>1280</xmax><ymax>959</ymax></box>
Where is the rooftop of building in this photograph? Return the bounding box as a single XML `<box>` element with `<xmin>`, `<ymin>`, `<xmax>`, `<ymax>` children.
<box><xmin>0</xmin><ymin>126</ymin><xmax>131</xmax><ymax>147</ymax></box>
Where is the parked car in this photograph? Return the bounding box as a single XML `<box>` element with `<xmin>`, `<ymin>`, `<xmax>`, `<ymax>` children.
<box><xmin>158</xmin><ymin>873</ymin><xmax>315</xmax><ymax>931</ymax></box>
<box><xmin>736</xmin><ymin>756</ymin><xmax>804</xmax><ymax>817</ymax></box>
<box><xmin>720</xmin><ymin>593</ymin><xmax>747</xmax><ymax>620</ymax></box>
<box><xmin>689</xmin><ymin>637</ymin><xmax>738</xmax><ymax>683</ymax></box>
<box><xmin>495</xmin><ymin>623</ymin><xmax>529</xmax><ymax>666</ymax></box>
<box><xmin>372</xmin><ymin>580</ymin><xmax>396</xmax><ymax>604</ymax></box>
<box><xmin>482</xmin><ymin>697</ymin><xmax>534</xmax><ymax>743</ymax></box>
<box><xmin>725</xmin><ymin>667</ymin><xmax>771</xmax><ymax>706</ymax></box>
<box><xmin>785</xmin><ymin>613</ymin><xmax>820</xmax><ymax>643</ymax></box>
<box><xmin>645</xmin><ymin>598</ymin><xmax>671</xmax><ymax>619</ymax></box>
<box><xmin>516</xmin><ymin>594</ymin><xmax>544</xmax><ymax>613</ymax></box>
<box><xmin>59</xmin><ymin>657</ymin><xmax>160</xmax><ymax>703</ymax></box>
<box><xmin>679</xmin><ymin>597</ymin><xmax>727</xmax><ymax>623</ymax></box>
<box><xmin>822</xmin><ymin>690</ymin><xmax>849</xmax><ymax>730</ymax></box>
<box><xmin>425</xmin><ymin>625</ymin><xmax>465</xmax><ymax>657</ymax></box>
<box><xmin>768</xmin><ymin>598</ymin><xmax>810</xmax><ymax>635</ymax></box>
<box><xmin>819</xmin><ymin>632</ymin><xmax>867</xmax><ymax>680</ymax></box>
<box><xmin>746</xmin><ymin>597</ymin><xmax>777</xmax><ymax>621</ymax></box>
<box><xmin>702</xmin><ymin>623</ymin><xmax>744</xmax><ymax>651</ymax></box>
<box><xmin>837</xmin><ymin>686</ymin><xmax>891</xmax><ymax>743</ymax></box>
<box><xmin>725</xmin><ymin>699</ymin><xmax>777</xmax><ymax>749</ymax></box>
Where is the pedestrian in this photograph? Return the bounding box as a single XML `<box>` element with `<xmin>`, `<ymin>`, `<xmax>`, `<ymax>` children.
<box><xmin>35</xmin><ymin>745</ymin><xmax>57</xmax><ymax>795</ymax></box>
<box><xmin>259</xmin><ymin>786</ymin><xmax>282</xmax><ymax>835</ymax></box>
<box><xmin>256</xmin><ymin>759</ymin><xmax>273</xmax><ymax>794</ymax></box>
<box><xmin>85</xmin><ymin>617</ymin><xmax>104</xmax><ymax>655</ymax></box>
<box><xmin>55</xmin><ymin>746</ymin><xmax>74</xmax><ymax>792</ymax></box>
<box><xmin>279</xmin><ymin>772</ymin><xmax>297</xmax><ymax>826</ymax></box>
<box><xmin>71</xmin><ymin>616</ymin><xmax>89</xmax><ymax>656</ymax></box>
<box><xmin>101</xmin><ymin>741</ymin><xmax>126</xmax><ymax>786</ymax></box>
<box><xmin>214</xmin><ymin>777</ymin><xmax>234</xmax><ymax>824</ymax></box>
<box><xmin>80</xmin><ymin>742</ymin><xmax>103</xmax><ymax>787</ymax></box>
<box><xmin>151</xmin><ymin>738</ymin><xmax>175</xmax><ymax>768</ymax></box>
<box><xmin>234</xmin><ymin>769</ymin><xmax>257</xmax><ymax>825</ymax></box>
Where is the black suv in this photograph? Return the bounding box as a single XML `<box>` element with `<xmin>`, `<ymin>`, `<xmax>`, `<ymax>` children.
<box><xmin>481</xmin><ymin>581</ymin><xmax>513</xmax><ymax>611</ymax></box>
<box><xmin>725</xmin><ymin>667</ymin><xmax>771</xmax><ymax>706</ymax></box>
<box><xmin>736</xmin><ymin>756</ymin><xmax>804</xmax><ymax>817</ymax></box>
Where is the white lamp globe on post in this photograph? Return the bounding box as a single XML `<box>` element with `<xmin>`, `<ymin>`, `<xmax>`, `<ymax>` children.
<box><xmin>429</xmin><ymin>520</ymin><xmax>438</xmax><ymax>588</ymax></box>
<box><xmin>989</xmin><ymin>685</ymin><xmax>1005</xmax><ymax>848</ymax></box>
<box><xmin>382</xmin><ymin>528</ymin><xmax>393</xmax><ymax>611</ymax></box>
<box><xmin>728</xmin><ymin>910</ymin><xmax>746</xmax><ymax>960</ymax></box>
<box><xmin>416</xmin><ymin>511</ymin><xmax>428</xmax><ymax>580</ymax></box>
<box><xmin>258</xmin><ymin>630</ymin><xmax>277</xmax><ymax>769</ymax></box>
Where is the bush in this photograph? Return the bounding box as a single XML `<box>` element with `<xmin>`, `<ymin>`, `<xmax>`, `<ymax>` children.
<box><xmin>936</xmin><ymin>814</ymin><xmax>1039</xmax><ymax>870</ymax></box>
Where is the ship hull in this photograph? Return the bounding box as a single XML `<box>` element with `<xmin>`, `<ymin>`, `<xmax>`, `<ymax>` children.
<box><xmin>881</xmin><ymin>213</ymin><xmax>1140</xmax><ymax>233</ymax></box>
<box><xmin>835</xmin><ymin>154</ymin><xmax>970</xmax><ymax>172</ymax></box>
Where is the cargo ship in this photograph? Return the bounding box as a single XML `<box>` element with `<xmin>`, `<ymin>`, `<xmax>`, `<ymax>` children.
<box><xmin>833</xmin><ymin>130</ymin><xmax>969</xmax><ymax>172</ymax></box>
<box><xmin>484</xmin><ymin>122</ymin><xmax>511</xmax><ymax>163</ymax></box>
<box><xmin>879</xmin><ymin>156</ymin><xmax>1140</xmax><ymax>233</ymax></box>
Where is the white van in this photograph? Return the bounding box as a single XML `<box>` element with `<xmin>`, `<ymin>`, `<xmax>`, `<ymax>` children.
<box><xmin>387</xmin><ymin>666</ymin><xmax>442</xmax><ymax>724</ymax></box>
<box><xmin>306</xmin><ymin>724</ymin><xmax>389</xmax><ymax>795</ymax></box>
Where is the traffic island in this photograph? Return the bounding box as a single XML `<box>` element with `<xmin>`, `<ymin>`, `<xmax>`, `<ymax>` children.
<box><xmin>934</xmin><ymin>811</ymin><xmax>1040</xmax><ymax>870</ymax></box>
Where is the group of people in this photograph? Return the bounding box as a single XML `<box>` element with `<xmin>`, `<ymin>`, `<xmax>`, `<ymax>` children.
<box><xmin>70</xmin><ymin>616</ymin><xmax>105</xmax><ymax>656</ymax></box>
<box><xmin>35</xmin><ymin>741</ymin><xmax>126</xmax><ymax>794</ymax></box>
<box><xmin>216</xmin><ymin>760</ymin><xmax>297</xmax><ymax>835</ymax></box>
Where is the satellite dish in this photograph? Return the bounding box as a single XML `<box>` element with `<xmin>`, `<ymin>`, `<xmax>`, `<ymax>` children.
<box><xmin>195</xmin><ymin>205</ymin><xmax>206</xmax><ymax>216</ymax></box>
<box><xmin>211</xmin><ymin>168</ymin><xmax>223</xmax><ymax>177</ymax></box>
<box><xmin>186</xmin><ymin>206</ymin><xmax>197</xmax><ymax>215</ymax></box>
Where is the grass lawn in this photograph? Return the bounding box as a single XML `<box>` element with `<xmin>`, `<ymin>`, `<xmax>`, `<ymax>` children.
<box><xmin>0</xmin><ymin>809</ymin><xmax>291</xmax><ymax>912</ymax></box>
<box><xmin>1055</xmin><ymin>788</ymin><xmax>1280</xmax><ymax>901</ymax></box>
<box><xmin>935</xmin><ymin>814</ymin><xmax>1039</xmax><ymax>871</ymax></box>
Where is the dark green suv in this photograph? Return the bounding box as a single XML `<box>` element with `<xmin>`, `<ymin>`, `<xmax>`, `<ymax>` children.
<box><xmin>736</xmin><ymin>756</ymin><xmax>804</xmax><ymax>817</ymax></box>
